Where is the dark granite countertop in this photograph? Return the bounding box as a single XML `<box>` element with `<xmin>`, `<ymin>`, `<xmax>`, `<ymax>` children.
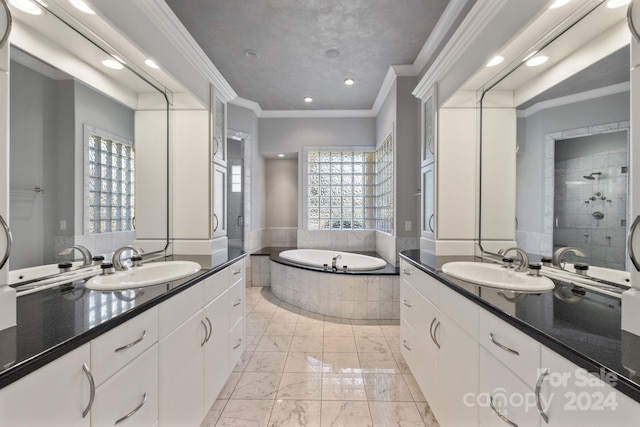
<box><xmin>399</xmin><ymin>249</ymin><xmax>640</xmax><ymax>403</ymax></box>
<box><xmin>0</xmin><ymin>248</ymin><xmax>245</xmax><ymax>390</ymax></box>
<box><xmin>268</xmin><ymin>248</ymin><xmax>399</xmax><ymax>275</ymax></box>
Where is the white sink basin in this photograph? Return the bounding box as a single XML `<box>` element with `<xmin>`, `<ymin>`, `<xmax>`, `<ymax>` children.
<box><xmin>85</xmin><ymin>261</ymin><xmax>202</xmax><ymax>291</ymax></box>
<box><xmin>441</xmin><ymin>262</ymin><xmax>554</xmax><ymax>292</ymax></box>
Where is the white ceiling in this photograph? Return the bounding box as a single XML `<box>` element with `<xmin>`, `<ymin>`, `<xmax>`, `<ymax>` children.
<box><xmin>164</xmin><ymin>0</ymin><xmax>473</xmax><ymax>111</ymax></box>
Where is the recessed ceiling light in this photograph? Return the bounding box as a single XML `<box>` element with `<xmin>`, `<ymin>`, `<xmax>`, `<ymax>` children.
<box><xmin>243</xmin><ymin>49</ymin><xmax>259</xmax><ymax>59</ymax></box>
<box><xmin>325</xmin><ymin>48</ymin><xmax>341</xmax><ymax>59</ymax></box>
<box><xmin>304</xmin><ymin>96</ymin><xmax>313</xmax><ymax>103</ymax></box>
<box><xmin>549</xmin><ymin>0</ymin><xmax>571</xmax><ymax>9</ymax></box>
<box><xmin>144</xmin><ymin>59</ymin><xmax>160</xmax><ymax>69</ymax></box>
<box><xmin>344</xmin><ymin>78</ymin><xmax>355</xmax><ymax>85</ymax></box>
<box><xmin>606</xmin><ymin>0</ymin><xmax>630</xmax><ymax>8</ymax></box>
<box><xmin>9</xmin><ymin>0</ymin><xmax>43</xmax><ymax>15</ymax></box>
<box><xmin>69</xmin><ymin>0</ymin><xmax>94</xmax><ymax>14</ymax></box>
<box><xmin>526</xmin><ymin>55</ymin><xmax>549</xmax><ymax>67</ymax></box>
<box><xmin>277</xmin><ymin>154</ymin><xmax>285</xmax><ymax>158</ymax></box>
<box><xmin>486</xmin><ymin>56</ymin><xmax>504</xmax><ymax>67</ymax></box>
<box><xmin>102</xmin><ymin>59</ymin><xmax>123</xmax><ymax>70</ymax></box>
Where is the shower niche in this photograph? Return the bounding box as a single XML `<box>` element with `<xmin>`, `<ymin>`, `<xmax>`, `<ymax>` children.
<box><xmin>553</xmin><ymin>128</ymin><xmax>629</xmax><ymax>270</ymax></box>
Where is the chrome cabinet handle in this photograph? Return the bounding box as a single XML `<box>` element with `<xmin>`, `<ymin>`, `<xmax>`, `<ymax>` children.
<box><xmin>428</xmin><ymin>214</ymin><xmax>434</xmax><ymax>232</ymax></box>
<box><xmin>114</xmin><ymin>330</ymin><xmax>147</xmax><ymax>353</ymax></box>
<box><xmin>233</xmin><ymin>298</ymin><xmax>242</xmax><ymax>307</ymax></box>
<box><xmin>213</xmin><ymin>136</ymin><xmax>219</xmax><ymax>155</ymax></box>
<box><xmin>629</xmin><ymin>0</ymin><xmax>640</xmax><ymax>43</ymax></box>
<box><xmin>0</xmin><ymin>215</ymin><xmax>12</xmax><ymax>271</ymax></box>
<box><xmin>115</xmin><ymin>392</ymin><xmax>147</xmax><ymax>425</ymax></box>
<box><xmin>402</xmin><ymin>340</ymin><xmax>412</xmax><ymax>351</ymax></box>
<box><xmin>536</xmin><ymin>369</ymin><xmax>550</xmax><ymax>424</ymax></box>
<box><xmin>0</xmin><ymin>0</ymin><xmax>11</xmax><ymax>50</ymax></box>
<box><xmin>233</xmin><ymin>269</ymin><xmax>242</xmax><ymax>275</ymax></box>
<box><xmin>200</xmin><ymin>320</ymin><xmax>208</xmax><ymax>347</ymax></box>
<box><xmin>82</xmin><ymin>363</ymin><xmax>95</xmax><ymax>419</ymax></box>
<box><xmin>489</xmin><ymin>333</ymin><xmax>520</xmax><ymax>355</ymax></box>
<box><xmin>213</xmin><ymin>213</ymin><xmax>219</xmax><ymax>232</ymax></box>
<box><xmin>429</xmin><ymin>317</ymin><xmax>438</xmax><ymax>347</ymax></box>
<box><xmin>402</xmin><ymin>299</ymin><xmax>412</xmax><ymax>308</ymax></box>
<box><xmin>433</xmin><ymin>321</ymin><xmax>441</xmax><ymax>349</ymax></box>
<box><xmin>237</xmin><ymin>215</ymin><xmax>243</xmax><ymax>227</ymax></box>
<box><xmin>233</xmin><ymin>338</ymin><xmax>242</xmax><ymax>349</ymax></box>
<box><xmin>489</xmin><ymin>395</ymin><xmax>518</xmax><ymax>427</ymax></box>
<box><xmin>627</xmin><ymin>215</ymin><xmax>640</xmax><ymax>271</ymax></box>
<box><xmin>205</xmin><ymin>317</ymin><xmax>213</xmax><ymax>343</ymax></box>
<box><xmin>402</xmin><ymin>269</ymin><xmax>412</xmax><ymax>275</ymax></box>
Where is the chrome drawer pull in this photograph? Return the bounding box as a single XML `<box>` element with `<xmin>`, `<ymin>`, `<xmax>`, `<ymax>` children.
<box><xmin>402</xmin><ymin>299</ymin><xmax>412</xmax><ymax>308</ymax></box>
<box><xmin>233</xmin><ymin>338</ymin><xmax>242</xmax><ymax>349</ymax></box>
<box><xmin>429</xmin><ymin>317</ymin><xmax>438</xmax><ymax>347</ymax></box>
<box><xmin>205</xmin><ymin>317</ymin><xmax>213</xmax><ymax>343</ymax></box>
<box><xmin>233</xmin><ymin>269</ymin><xmax>242</xmax><ymax>275</ymax></box>
<box><xmin>82</xmin><ymin>363</ymin><xmax>95</xmax><ymax>419</ymax></box>
<box><xmin>233</xmin><ymin>298</ymin><xmax>242</xmax><ymax>307</ymax></box>
<box><xmin>115</xmin><ymin>392</ymin><xmax>147</xmax><ymax>425</ymax></box>
<box><xmin>402</xmin><ymin>340</ymin><xmax>412</xmax><ymax>351</ymax></box>
<box><xmin>200</xmin><ymin>320</ymin><xmax>208</xmax><ymax>347</ymax></box>
<box><xmin>403</xmin><ymin>269</ymin><xmax>412</xmax><ymax>275</ymax></box>
<box><xmin>489</xmin><ymin>333</ymin><xmax>520</xmax><ymax>356</ymax></box>
<box><xmin>627</xmin><ymin>215</ymin><xmax>640</xmax><ymax>271</ymax></box>
<box><xmin>536</xmin><ymin>369</ymin><xmax>550</xmax><ymax>424</ymax></box>
<box><xmin>114</xmin><ymin>330</ymin><xmax>147</xmax><ymax>353</ymax></box>
<box><xmin>489</xmin><ymin>395</ymin><xmax>518</xmax><ymax>427</ymax></box>
<box><xmin>433</xmin><ymin>321</ymin><xmax>441</xmax><ymax>349</ymax></box>
<box><xmin>0</xmin><ymin>215</ymin><xmax>12</xmax><ymax>271</ymax></box>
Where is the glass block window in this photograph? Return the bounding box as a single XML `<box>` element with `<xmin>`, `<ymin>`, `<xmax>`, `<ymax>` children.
<box><xmin>231</xmin><ymin>165</ymin><xmax>242</xmax><ymax>193</ymax></box>
<box><xmin>86</xmin><ymin>131</ymin><xmax>135</xmax><ymax>234</ymax></box>
<box><xmin>375</xmin><ymin>133</ymin><xmax>394</xmax><ymax>233</ymax></box>
<box><xmin>306</xmin><ymin>150</ymin><xmax>376</xmax><ymax>230</ymax></box>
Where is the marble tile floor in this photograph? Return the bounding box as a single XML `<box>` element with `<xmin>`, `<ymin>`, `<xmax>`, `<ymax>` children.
<box><xmin>201</xmin><ymin>287</ymin><xmax>439</xmax><ymax>427</ymax></box>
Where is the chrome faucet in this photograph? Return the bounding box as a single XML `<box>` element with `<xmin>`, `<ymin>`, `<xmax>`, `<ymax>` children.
<box><xmin>331</xmin><ymin>254</ymin><xmax>342</xmax><ymax>271</ymax></box>
<box><xmin>498</xmin><ymin>247</ymin><xmax>529</xmax><ymax>272</ymax></box>
<box><xmin>552</xmin><ymin>247</ymin><xmax>587</xmax><ymax>270</ymax></box>
<box><xmin>59</xmin><ymin>245</ymin><xmax>92</xmax><ymax>267</ymax></box>
<box><xmin>112</xmin><ymin>245</ymin><xmax>143</xmax><ymax>271</ymax></box>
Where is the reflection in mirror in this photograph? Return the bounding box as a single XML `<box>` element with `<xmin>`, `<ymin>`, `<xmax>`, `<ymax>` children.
<box><xmin>7</xmin><ymin>8</ymin><xmax>170</xmax><ymax>281</ymax></box>
<box><xmin>479</xmin><ymin>1</ymin><xmax>630</xmax><ymax>274</ymax></box>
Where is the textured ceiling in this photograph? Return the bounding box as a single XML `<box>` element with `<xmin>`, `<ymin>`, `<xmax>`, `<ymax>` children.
<box><xmin>165</xmin><ymin>0</ymin><xmax>450</xmax><ymax>110</ymax></box>
<box><xmin>518</xmin><ymin>47</ymin><xmax>629</xmax><ymax>111</ymax></box>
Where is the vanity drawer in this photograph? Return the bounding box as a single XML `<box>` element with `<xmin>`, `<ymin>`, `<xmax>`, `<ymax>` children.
<box><xmin>479</xmin><ymin>309</ymin><xmax>540</xmax><ymax>389</ymax></box>
<box><xmin>204</xmin><ymin>267</ymin><xmax>229</xmax><ymax>305</ymax></box>
<box><xmin>91</xmin><ymin>307</ymin><xmax>158</xmax><ymax>386</ymax></box>
<box><xmin>400</xmin><ymin>259</ymin><xmax>438</xmax><ymax>305</ymax></box>
<box><xmin>229</xmin><ymin>318</ymin><xmax>244</xmax><ymax>371</ymax></box>
<box><xmin>229</xmin><ymin>278</ymin><xmax>245</xmax><ymax>329</ymax></box>
<box><xmin>229</xmin><ymin>259</ymin><xmax>245</xmax><ymax>280</ymax></box>
<box><xmin>159</xmin><ymin>282</ymin><xmax>204</xmax><ymax>339</ymax></box>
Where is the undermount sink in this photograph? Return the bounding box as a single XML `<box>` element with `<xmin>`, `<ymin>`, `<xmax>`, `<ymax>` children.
<box><xmin>85</xmin><ymin>261</ymin><xmax>202</xmax><ymax>291</ymax></box>
<box><xmin>441</xmin><ymin>261</ymin><xmax>554</xmax><ymax>292</ymax></box>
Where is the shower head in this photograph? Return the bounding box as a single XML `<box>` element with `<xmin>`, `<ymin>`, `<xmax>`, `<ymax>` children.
<box><xmin>583</xmin><ymin>172</ymin><xmax>602</xmax><ymax>180</ymax></box>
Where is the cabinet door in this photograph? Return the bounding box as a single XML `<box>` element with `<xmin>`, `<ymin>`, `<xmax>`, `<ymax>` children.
<box><xmin>203</xmin><ymin>290</ymin><xmax>229</xmax><ymax>412</ymax></box>
<box><xmin>411</xmin><ymin>289</ymin><xmax>439</xmax><ymax>415</ymax></box>
<box><xmin>212</xmin><ymin>163</ymin><xmax>227</xmax><ymax>238</ymax></box>
<box><xmin>422</xmin><ymin>164</ymin><xmax>435</xmax><ymax>239</ymax></box>
<box><xmin>437</xmin><ymin>311</ymin><xmax>479</xmax><ymax>426</ymax></box>
<box><xmin>92</xmin><ymin>344</ymin><xmax>158</xmax><ymax>427</ymax></box>
<box><xmin>0</xmin><ymin>344</ymin><xmax>91</xmax><ymax>427</ymax></box>
<box><xmin>212</xmin><ymin>91</ymin><xmax>226</xmax><ymax>167</ymax></box>
<box><xmin>421</xmin><ymin>88</ymin><xmax>436</xmax><ymax>166</ymax></box>
<box><xmin>541</xmin><ymin>347</ymin><xmax>640</xmax><ymax>426</ymax></box>
<box><xmin>630</xmin><ymin>65</ymin><xmax>640</xmax><ymax>289</ymax></box>
<box><xmin>159</xmin><ymin>311</ymin><xmax>206</xmax><ymax>427</ymax></box>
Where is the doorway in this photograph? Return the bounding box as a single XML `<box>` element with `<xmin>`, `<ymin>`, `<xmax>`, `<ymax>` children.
<box><xmin>227</xmin><ymin>138</ymin><xmax>244</xmax><ymax>250</ymax></box>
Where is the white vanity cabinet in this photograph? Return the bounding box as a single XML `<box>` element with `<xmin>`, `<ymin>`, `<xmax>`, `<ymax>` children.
<box><xmin>0</xmin><ymin>343</ymin><xmax>92</xmax><ymax>427</ymax></box>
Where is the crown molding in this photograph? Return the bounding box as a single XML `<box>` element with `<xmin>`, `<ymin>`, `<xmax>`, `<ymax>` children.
<box><xmin>259</xmin><ymin>109</ymin><xmax>375</xmax><ymax>119</ymax></box>
<box><xmin>135</xmin><ymin>0</ymin><xmax>237</xmax><ymax>103</ymax></box>
<box><xmin>517</xmin><ymin>82</ymin><xmax>630</xmax><ymax>118</ymax></box>
<box><xmin>230</xmin><ymin>97</ymin><xmax>263</xmax><ymax>116</ymax></box>
<box><xmin>413</xmin><ymin>0</ymin><xmax>508</xmax><ymax>100</ymax></box>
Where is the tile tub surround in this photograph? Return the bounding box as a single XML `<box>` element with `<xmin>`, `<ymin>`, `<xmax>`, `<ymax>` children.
<box><xmin>270</xmin><ymin>260</ymin><xmax>400</xmax><ymax>320</ymax></box>
<box><xmin>201</xmin><ymin>287</ymin><xmax>438</xmax><ymax>427</ymax></box>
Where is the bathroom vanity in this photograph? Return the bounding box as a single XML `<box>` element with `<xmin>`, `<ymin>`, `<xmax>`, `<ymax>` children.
<box><xmin>0</xmin><ymin>252</ymin><xmax>245</xmax><ymax>427</ymax></box>
<box><xmin>400</xmin><ymin>250</ymin><xmax>640</xmax><ymax>426</ymax></box>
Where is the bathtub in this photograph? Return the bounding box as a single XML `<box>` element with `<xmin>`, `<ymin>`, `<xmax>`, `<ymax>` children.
<box><xmin>279</xmin><ymin>249</ymin><xmax>387</xmax><ymax>271</ymax></box>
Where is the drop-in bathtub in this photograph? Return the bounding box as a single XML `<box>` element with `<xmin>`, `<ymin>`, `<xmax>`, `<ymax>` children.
<box><xmin>278</xmin><ymin>249</ymin><xmax>387</xmax><ymax>271</ymax></box>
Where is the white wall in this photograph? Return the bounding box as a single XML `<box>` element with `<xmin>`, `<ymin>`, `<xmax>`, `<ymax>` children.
<box><xmin>265</xmin><ymin>159</ymin><xmax>297</xmax><ymax>228</ymax></box>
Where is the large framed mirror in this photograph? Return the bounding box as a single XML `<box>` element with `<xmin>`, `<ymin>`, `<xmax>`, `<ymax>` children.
<box><xmin>478</xmin><ymin>1</ymin><xmax>631</xmax><ymax>274</ymax></box>
<box><xmin>7</xmin><ymin>0</ymin><xmax>171</xmax><ymax>282</ymax></box>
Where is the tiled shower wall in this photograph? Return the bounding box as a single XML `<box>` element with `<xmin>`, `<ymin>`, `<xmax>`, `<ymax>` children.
<box><xmin>554</xmin><ymin>148</ymin><xmax>628</xmax><ymax>270</ymax></box>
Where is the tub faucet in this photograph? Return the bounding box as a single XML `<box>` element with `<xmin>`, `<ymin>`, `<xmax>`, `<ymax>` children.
<box><xmin>332</xmin><ymin>254</ymin><xmax>342</xmax><ymax>271</ymax></box>
<box><xmin>112</xmin><ymin>245</ymin><xmax>144</xmax><ymax>271</ymax></box>
<box><xmin>59</xmin><ymin>245</ymin><xmax>92</xmax><ymax>267</ymax></box>
<box><xmin>552</xmin><ymin>247</ymin><xmax>587</xmax><ymax>270</ymax></box>
<box><xmin>498</xmin><ymin>247</ymin><xmax>529</xmax><ymax>272</ymax></box>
